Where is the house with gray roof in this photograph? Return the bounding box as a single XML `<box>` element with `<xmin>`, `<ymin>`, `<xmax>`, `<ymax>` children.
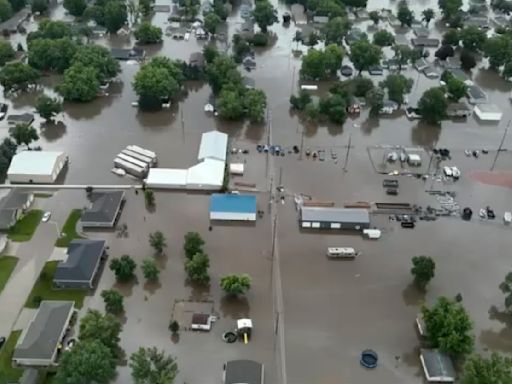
<box><xmin>19</xmin><ymin>368</ymin><xmax>39</xmax><ymax>384</ymax></box>
<box><xmin>13</xmin><ymin>301</ymin><xmax>75</xmax><ymax>367</ymax></box>
<box><xmin>7</xmin><ymin>113</ymin><xmax>34</xmax><ymax>126</ymax></box>
<box><xmin>419</xmin><ymin>348</ymin><xmax>456</xmax><ymax>382</ymax></box>
<box><xmin>300</xmin><ymin>207</ymin><xmax>370</xmax><ymax>230</ymax></box>
<box><xmin>53</xmin><ymin>239</ymin><xmax>106</xmax><ymax>289</ymax></box>
<box><xmin>223</xmin><ymin>360</ymin><xmax>264</xmax><ymax>384</ymax></box>
<box><xmin>0</xmin><ymin>189</ymin><xmax>34</xmax><ymax>231</ymax></box>
<box><xmin>466</xmin><ymin>85</ymin><xmax>487</xmax><ymax>104</ymax></box>
<box><xmin>411</xmin><ymin>38</ymin><xmax>440</xmax><ymax>47</ymax></box>
<box><xmin>81</xmin><ymin>191</ymin><xmax>125</xmax><ymax>228</ymax></box>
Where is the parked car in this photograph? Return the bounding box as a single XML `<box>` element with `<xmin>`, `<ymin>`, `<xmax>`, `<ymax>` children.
<box><xmin>451</xmin><ymin>167</ymin><xmax>461</xmax><ymax>179</ymax></box>
<box><xmin>42</xmin><ymin>212</ymin><xmax>51</xmax><ymax>222</ymax></box>
<box><xmin>443</xmin><ymin>166</ymin><xmax>453</xmax><ymax>177</ymax></box>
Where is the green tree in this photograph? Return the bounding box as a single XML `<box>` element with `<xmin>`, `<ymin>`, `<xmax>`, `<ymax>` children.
<box><xmin>179</xmin><ymin>0</ymin><xmax>200</xmax><ymax>19</ymax></box>
<box><xmin>324</xmin><ymin>44</ymin><xmax>343</xmax><ymax>75</ymax></box>
<box><xmin>484</xmin><ymin>35</ymin><xmax>512</xmax><ymax>69</ymax></box>
<box><xmin>184</xmin><ymin>232</ymin><xmax>204</xmax><ymax>258</ymax></box>
<box><xmin>103</xmin><ymin>1</ymin><xmax>127</xmax><ymax>33</ymax></box>
<box><xmin>322</xmin><ymin>16</ymin><xmax>351</xmax><ymax>45</ymax></box>
<box><xmin>418</xmin><ymin>87</ymin><xmax>447</xmax><ymax>124</ymax></box>
<box><xmin>252</xmin><ymin>0</ymin><xmax>277</xmax><ymax>33</ymax></box>
<box><xmin>0</xmin><ymin>62</ymin><xmax>39</xmax><ymax>92</ymax></box>
<box><xmin>218</xmin><ymin>88</ymin><xmax>244</xmax><ymax>120</ymax></box>
<box><xmin>397</xmin><ymin>2</ymin><xmax>414</xmax><ymax>27</ymax></box>
<box><xmin>442</xmin><ymin>29</ymin><xmax>460</xmax><ymax>46</ymax></box>
<box><xmin>54</xmin><ymin>340</ymin><xmax>116</xmax><ymax>384</ymax></box>
<box><xmin>460</xmin><ymin>26</ymin><xmax>487</xmax><ymax>51</ymax></box>
<box><xmin>0</xmin><ymin>0</ymin><xmax>12</xmax><ymax>21</ymax></box>
<box><xmin>144</xmin><ymin>189</ymin><xmax>155</xmax><ymax>206</ymax></box>
<box><xmin>206</xmin><ymin>54</ymin><xmax>242</xmax><ymax>94</ymax></box>
<box><xmin>290</xmin><ymin>90</ymin><xmax>312</xmax><ymax>110</ymax></box>
<box><xmin>422</xmin><ymin>8</ymin><xmax>435</xmax><ymax>26</ymax></box>
<box><xmin>392</xmin><ymin>45</ymin><xmax>413</xmax><ymax>72</ymax></box>
<box><xmin>31</xmin><ymin>0</ymin><xmax>48</xmax><ymax>13</ymax></box>
<box><xmin>129</xmin><ymin>347</ymin><xmax>178</xmax><ymax>384</ymax></box>
<box><xmin>410</xmin><ymin>255</ymin><xmax>435</xmax><ymax>290</ymax></box>
<box><xmin>28</xmin><ymin>20</ymin><xmax>72</xmax><ymax>41</ymax></box>
<box><xmin>300</xmin><ymin>48</ymin><xmax>326</xmax><ymax>80</ymax></box>
<box><xmin>63</xmin><ymin>0</ymin><xmax>86</xmax><ymax>16</ymax></box>
<box><xmin>139</xmin><ymin>0</ymin><xmax>151</xmax><ymax>16</ymax></box>
<box><xmin>349</xmin><ymin>40</ymin><xmax>382</xmax><ymax>74</ymax></box>
<box><xmin>109</xmin><ymin>254</ymin><xmax>136</xmax><ymax>282</ymax></box>
<box><xmin>101</xmin><ymin>289</ymin><xmax>124</xmax><ymax>314</ymax></box>
<box><xmin>369</xmin><ymin>10</ymin><xmax>379</xmax><ymax>25</ymax></box>
<box><xmin>28</xmin><ymin>38</ymin><xmax>78</xmax><ymax>73</ymax></box>
<box><xmin>460</xmin><ymin>49</ymin><xmax>476</xmax><ymax>70</ymax></box>
<box><xmin>72</xmin><ymin>44</ymin><xmax>120</xmax><ymax>82</ymax></box>
<box><xmin>0</xmin><ymin>40</ymin><xmax>14</xmax><ymax>66</ymax></box>
<box><xmin>9</xmin><ymin>124</ymin><xmax>38</xmax><ymax>148</ymax></box>
<box><xmin>184</xmin><ymin>252</ymin><xmax>210</xmax><ymax>284</ymax></box>
<box><xmin>503</xmin><ymin>61</ymin><xmax>512</xmax><ymax>79</ymax></box>
<box><xmin>462</xmin><ymin>353</ymin><xmax>512</xmax><ymax>384</ymax></box>
<box><xmin>169</xmin><ymin>320</ymin><xmax>179</xmax><ymax>334</ymax></box>
<box><xmin>499</xmin><ymin>271</ymin><xmax>512</xmax><ymax>311</ymax></box>
<box><xmin>220</xmin><ymin>274</ymin><xmax>251</xmax><ymax>296</ymax></box>
<box><xmin>57</xmin><ymin>63</ymin><xmax>100</xmax><ymax>102</ymax></box>
<box><xmin>149</xmin><ymin>231</ymin><xmax>166</xmax><ymax>254</ymax></box>
<box><xmin>35</xmin><ymin>95</ymin><xmax>62</xmax><ymax>121</ymax></box>
<box><xmin>380</xmin><ymin>74</ymin><xmax>413</xmax><ymax>105</ymax></box>
<box><xmin>134</xmin><ymin>22</ymin><xmax>162</xmax><ymax>44</ymax></box>
<box><xmin>142</xmin><ymin>259</ymin><xmax>160</xmax><ymax>281</ymax></box>
<box><xmin>319</xmin><ymin>94</ymin><xmax>347</xmax><ymax>124</ymax></box>
<box><xmin>79</xmin><ymin>309</ymin><xmax>122</xmax><ymax>357</ymax></box>
<box><xmin>438</xmin><ymin>0</ymin><xmax>462</xmax><ymax>21</ymax></box>
<box><xmin>133</xmin><ymin>64</ymin><xmax>179</xmax><ymax>109</ymax></box>
<box><xmin>243</xmin><ymin>88</ymin><xmax>266</xmax><ymax>122</ymax></box>
<box><xmin>422</xmin><ymin>296</ymin><xmax>474</xmax><ymax>357</ymax></box>
<box><xmin>373</xmin><ymin>30</ymin><xmax>395</xmax><ymax>47</ymax></box>
<box><xmin>204</xmin><ymin>12</ymin><xmax>221</xmax><ymax>35</ymax></box>
<box><xmin>366</xmin><ymin>87</ymin><xmax>384</xmax><ymax>117</ymax></box>
<box><xmin>343</xmin><ymin>0</ymin><xmax>366</xmax><ymax>8</ymax></box>
<box><xmin>308</xmin><ymin>0</ymin><xmax>345</xmax><ymax>18</ymax></box>
<box><xmin>446</xmin><ymin>77</ymin><xmax>467</xmax><ymax>100</ymax></box>
<box><xmin>304</xmin><ymin>101</ymin><xmax>319</xmax><ymax>120</ymax></box>
<box><xmin>203</xmin><ymin>44</ymin><xmax>218</xmax><ymax>64</ymax></box>
<box><xmin>344</xmin><ymin>77</ymin><xmax>374</xmax><ymax>97</ymax></box>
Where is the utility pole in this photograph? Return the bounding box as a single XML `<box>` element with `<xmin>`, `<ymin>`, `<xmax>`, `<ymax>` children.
<box><xmin>299</xmin><ymin>128</ymin><xmax>305</xmax><ymax>160</ymax></box>
<box><xmin>491</xmin><ymin>121</ymin><xmax>510</xmax><ymax>171</ymax></box>
<box><xmin>343</xmin><ymin>132</ymin><xmax>352</xmax><ymax>172</ymax></box>
<box><xmin>180</xmin><ymin>107</ymin><xmax>185</xmax><ymax>142</ymax></box>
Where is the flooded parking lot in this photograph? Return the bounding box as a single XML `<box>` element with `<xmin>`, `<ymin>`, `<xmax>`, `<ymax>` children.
<box><xmin>3</xmin><ymin>0</ymin><xmax>512</xmax><ymax>381</ymax></box>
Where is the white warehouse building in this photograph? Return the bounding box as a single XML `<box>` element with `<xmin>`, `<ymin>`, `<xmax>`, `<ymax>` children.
<box><xmin>7</xmin><ymin>151</ymin><xmax>68</xmax><ymax>184</ymax></box>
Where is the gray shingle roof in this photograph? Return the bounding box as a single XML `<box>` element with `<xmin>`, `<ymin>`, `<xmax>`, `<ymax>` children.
<box><xmin>420</xmin><ymin>348</ymin><xmax>456</xmax><ymax>382</ymax></box>
<box><xmin>225</xmin><ymin>360</ymin><xmax>264</xmax><ymax>384</ymax></box>
<box><xmin>0</xmin><ymin>190</ymin><xmax>31</xmax><ymax>210</ymax></box>
<box><xmin>301</xmin><ymin>207</ymin><xmax>370</xmax><ymax>224</ymax></box>
<box><xmin>81</xmin><ymin>191</ymin><xmax>124</xmax><ymax>225</ymax></box>
<box><xmin>0</xmin><ymin>209</ymin><xmax>16</xmax><ymax>230</ymax></box>
<box><xmin>54</xmin><ymin>239</ymin><xmax>105</xmax><ymax>283</ymax></box>
<box><xmin>13</xmin><ymin>301</ymin><xmax>74</xmax><ymax>362</ymax></box>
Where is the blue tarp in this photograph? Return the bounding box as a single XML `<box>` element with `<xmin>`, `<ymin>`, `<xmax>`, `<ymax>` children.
<box><xmin>210</xmin><ymin>194</ymin><xmax>257</xmax><ymax>214</ymax></box>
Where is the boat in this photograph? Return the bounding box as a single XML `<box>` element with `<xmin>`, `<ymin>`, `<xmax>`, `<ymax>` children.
<box><xmin>504</xmin><ymin>212</ymin><xmax>512</xmax><ymax>224</ymax></box>
<box><xmin>111</xmin><ymin>168</ymin><xmax>126</xmax><ymax>176</ymax></box>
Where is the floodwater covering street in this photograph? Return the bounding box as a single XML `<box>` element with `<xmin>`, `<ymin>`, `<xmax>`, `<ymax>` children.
<box><xmin>2</xmin><ymin>0</ymin><xmax>512</xmax><ymax>381</ymax></box>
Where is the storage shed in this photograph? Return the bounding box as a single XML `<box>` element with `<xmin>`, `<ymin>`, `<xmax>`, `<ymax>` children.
<box><xmin>146</xmin><ymin>168</ymin><xmax>187</xmax><ymax>189</ymax></box>
<box><xmin>198</xmin><ymin>131</ymin><xmax>228</xmax><ymax>162</ymax></box>
<box><xmin>7</xmin><ymin>151</ymin><xmax>68</xmax><ymax>184</ymax></box>
<box><xmin>419</xmin><ymin>349</ymin><xmax>456</xmax><ymax>383</ymax></box>
<box><xmin>300</xmin><ymin>207</ymin><xmax>370</xmax><ymax>230</ymax></box>
<box><xmin>187</xmin><ymin>159</ymin><xmax>225</xmax><ymax>190</ymax></box>
<box><xmin>474</xmin><ymin>103</ymin><xmax>502</xmax><ymax>121</ymax></box>
<box><xmin>210</xmin><ymin>194</ymin><xmax>257</xmax><ymax>221</ymax></box>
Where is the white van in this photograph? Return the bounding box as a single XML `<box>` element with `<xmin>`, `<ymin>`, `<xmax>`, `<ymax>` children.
<box><xmin>326</xmin><ymin>247</ymin><xmax>359</xmax><ymax>258</ymax></box>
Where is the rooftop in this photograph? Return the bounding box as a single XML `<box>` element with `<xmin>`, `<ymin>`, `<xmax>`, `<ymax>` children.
<box><xmin>210</xmin><ymin>194</ymin><xmax>257</xmax><ymax>213</ymax></box>
<box><xmin>0</xmin><ymin>189</ymin><xmax>32</xmax><ymax>210</ymax></box>
<box><xmin>420</xmin><ymin>348</ymin><xmax>456</xmax><ymax>382</ymax></box>
<box><xmin>225</xmin><ymin>360</ymin><xmax>264</xmax><ymax>384</ymax></box>
<box><xmin>54</xmin><ymin>239</ymin><xmax>106</xmax><ymax>283</ymax></box>
<box><xmin>13</xmin><ymin>301</ymin><xmax>74</xmax><ymax>362</ymax></box>
<box><xmin>81</xmin><ymin>191</ymin><xmax>124</xmax><ymax>225</ymax></box>
<box><xmin>7</xmin><ymin>151</ymin><xmax>66</xmax><ymax>177</ymax></box>
<box><xmin>197</xmin><ymin>131</ymin><xmax>228</xmax><ymax>162</ymax></box>
<box><xmin>301</xmin><ymin>207</ymin><xmax>370</xmax><ymax>223</ymax></box>
<box><xmin>7</xmin><ymin>113</ymin><xmax>34</xmax><ymax>124</ymax></box>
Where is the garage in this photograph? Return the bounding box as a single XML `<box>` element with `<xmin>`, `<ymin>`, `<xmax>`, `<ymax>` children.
<box><xmin>7</xmin><ymin>151</ymin><xmax>68</xmax><ymax>184</ymax></box>
<box><xmin>474</xmin><ymin>103</ymin><xmax>503</xmax><ymax>122</ymax></box>
<box><xmin>300</xmin><ymin>207</ymin><xmax>370</xmax><ymax>231</ymax></box>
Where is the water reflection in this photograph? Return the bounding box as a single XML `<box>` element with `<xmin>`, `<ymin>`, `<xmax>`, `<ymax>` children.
<box><xmin>411</xmin><ymin>121</ymin><xmax>441</xmax><ymax>147</ymax></box>
<box><xmin>220</xmin><ymin>295</ymin><xmax>250</xmax><ymax>319</ymax></box>
<box><xmin>40</xmin><ymin>121</ymin><xmax>67</xmax><ymax>142</ymax></box>
<box><xmin>401</xmin><ymin>282</ymin><xmax>426</xmax><ymax>306</ymax></box>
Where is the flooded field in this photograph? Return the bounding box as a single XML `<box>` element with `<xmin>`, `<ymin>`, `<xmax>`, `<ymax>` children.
<box><xmin>3</xmin><ymin>0</ymin><xmax>512</xmax><ymax>382</ymax></box>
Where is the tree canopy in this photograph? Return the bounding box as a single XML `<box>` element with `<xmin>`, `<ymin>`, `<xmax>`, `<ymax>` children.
<box><xmin>142</xmin><ymin>258</ymin><xmax>160</xmax><ymax>281</ymax></box>
<box><xmin>103</xmin><ymin>0</ymin><xmax>127</xmax><ymax>33</ymax></box>
<box><xmin>460</xmin><ymin>26</ymin><xmax>487</xmax><ymax>51</ymax></box>
<box><xmin>206</xmin><ymin>55</ymin><xmax>242</xmax><ymax>93</ymax></box>
<box><xmin>204</xmin><ymin>12</ymin><xmax>221</xmax><ymax>35</ymax></box>
<box><xmin>438</xmin><ymin>0</ymin><xmax>462</xmax><ymax>21</ymax></box>
<box><xmin>460</xmin><ymin>49</ymin><xmax>477</xmax><ymax>70</ymax></box>
<box><xmin>300</xmin><ymin>45</ymin><xmax>343</xmax><ymax>80</ymax></box>
<box><xmin>31</xmin><ymin>0</ymin><xmax>49</xmax><ymax>14</ymax></box>
<box><xmin>410</xmin><ymin>255</ymin><xmax>435</xmax><ymax>289</ymax></box>
<box><xmin>57</xmin><ymin>63</ymin><xmax>100</xmax><ymax>102</ymax></box>
<box><xmin>71</xmin><ymin>44</ymin><xmax>120</xmax><ymax>82</ymax></box>
<box><xmin>0</xmin><ymin>62</ymin><xmax>39</xmax><ymax>93</ymax></box>
<box><xmin>422</xmin><ymin>8</ymin><xmax>435</xmax><ymax>26</ymax></box>
<box><xmin>0</xmin><ymin>0</ymin><xmax>12</xmax><ymax>21</ymax></box>
<box><xmin>149</xmin><ymin>231</ymin><xmax>167</xmax><ymax>254</ymax></box>
<box><xmin>9</xmin><ymin>124</ymin><xmax>39</xmax><ymax>147</ymax></box>
<box><xmin>109</xmin><ymin>254</ymin><xmax>137</xmax><ymax>282</ymax></box>
<box><xmin>101</xmin><ymin>289</ymin><xmax>124</xmax><ymax>314</ymax></box>
<box><xmin>446</xmin><ymin>76</ymin><xmax>467</xmax><ymax>100</ymax></box>
<box><xmin>63</xmin><ymin>0</ymin><xmax>87</xmax><ymax>16</ymax></box>
<box><xmin>484</xmin><ymin>34</ymin><xmax>512</xmax><ymax>70</ymax></box>
<box><xmin>373</xmin><ymin>30</ymin><xmax>395</xmax><ymax>47</ymax></box>
<box><xmin>422</xmin><ymin>296</ymin><xmax>474</xmax><ymax>357</ymax></box>
<box><xmin>185</xmin><ymin>252</ymin><xmax>210</xmax><ymax>284</ymax></box>
<box><xmin>36</xmin><ymin>95</ymin><xmax>62</xmax><ymax>121</ymax></box>
<box><xmin>220</xmin><ymin>274</ymin><xmax>251</xmax><ymax>295</ymax></box>
<box><xmin>129</xmin><ymin>347</ymin><xmax>178</xmax><ymax>384</ymax></box>
<box><xmin>184</xmin><ymin>232</ymin><xmax>204</xmax><ymax>258</ymax></box>
<box><xmin>322</xmin><ymin>16</ymin><xmax>351</xmax><ymax>45</ymax></box>
<box><xmin>134</xmin><ymin>22</ymin><xmax>162</xmax><ymax>44</ymax></box>
<box><xmin>462</xmin><ymin>353</ymin><xmax>512</xmax><ymax>384</ymax></box>
<box><xmin>499</xmin><ymin>271</ymin><xmax>512</xmax><ymax>311</ymax></box>
<box><xmin>442</xmin><ymin>29</ymin><xmax>460</xmax><ymax>46</ymax></box>
<box><xmin>418</xmin><ymin>87</ymin><xmax>447</xmax><ymax>124</ymax></box>
<box><xmin>243</xmin><ymin>88</ymin><xmax>267</xmax><ymax>122</ymax></box>
<box><xmin>349</xmin><ymin>40</ymin><xmax>382</xmax><ymax>74</ymax></box>
<box><xmin>79</xmin><ymin>309</ymin><xmax>122</xmax><ymax>357</ymax></box>
<box><xmin>252</xmin><ymin>0</ymin><xmax>277</xmax><ymax>33</ymax></box>
<box><xmin>28</xmin><ymin>38</ymin><xmax>78</xmax><ymax>73</ymax></box>
<box><xmin>397</xmin><ymin>2</ymin><xmax>414</xmax><ymax>27</ymax></box>
<box><xmin>0</xmin><ymin>41</ymin><xmax>14</xmax><ymax>66</ymax></box>
<box><xmin>380</xmin><ymin>74</ymin><xmax>413</xmax><ymax>105</ymax></box>
<box><xmin>27</xmin><ymin>20</ymin><xmax>73</xmax><ymax>41</ymax></box>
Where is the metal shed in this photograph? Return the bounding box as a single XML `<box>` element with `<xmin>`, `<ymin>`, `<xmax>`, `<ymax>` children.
<box><xmin>420</xmin><ymin>348</ymin><xmax>456</xmax><ymax>383</ymax></box>
<box><xmin>300</xmin><ymin>207</ymin><xmax>370</xmax><ymax>230</ymax></box>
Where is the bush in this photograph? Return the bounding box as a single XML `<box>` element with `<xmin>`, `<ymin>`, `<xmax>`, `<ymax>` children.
<box><xmin>250</xmin><ymin>32</ymin><xmax>268</xmax><ymax>46</ymax></box>
<box><xmin>32</xmin><ymin>295</ymin><xmax>42</xmax><ymax>306</ymax></box>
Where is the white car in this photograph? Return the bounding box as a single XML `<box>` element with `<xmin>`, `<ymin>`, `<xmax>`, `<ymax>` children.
<box><xmin>42</xmin><ymin>212</ymin><xmax>51</xmax><ymax>222</ymax></box>
<box><xmin>451</xmin><ymin>166</ymin><xmax>461</xmax><ymax>179</ymax></box>
<box><xmin>443</xmin><ymin>166</ymin><xmax>453</xmax><ymax>177</ymax></box>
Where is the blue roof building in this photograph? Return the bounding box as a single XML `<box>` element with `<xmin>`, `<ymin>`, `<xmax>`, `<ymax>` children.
<box><xmin>210</xmin><ymin>194</ymin><xmax>257</xmax><ymax>221</ymax></box>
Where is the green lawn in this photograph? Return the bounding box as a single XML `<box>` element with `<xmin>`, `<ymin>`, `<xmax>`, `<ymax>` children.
<box><xmin>0</xmin><ymin>330</ymin><xmax>22</xmax><ymax>384</ymax></box>
<box><xmin>8</xmin><ymin>210</ymin><xmax>44</xmax><ymax>242</ymax></box>
<box><xmin>55</xmin><ymin>209</ymin><xmax>84</xmax><ymax>248</ymax></box>
<box><xmin>0</xmin><ymin>256</ymin><xmax>18</xmax><ymax>295</ymax></box>
<box><xmin>34</xmin><ymin>193</ymin><xmax>53</xmax><ymax>198</ymax></box>
<box><xmin>25</xmin><ymin>261</ymin><xmax>86</xmax><ymax>309</ymax></box>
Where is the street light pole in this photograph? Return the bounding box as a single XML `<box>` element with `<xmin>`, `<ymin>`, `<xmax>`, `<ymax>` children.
<box><xmin>491</xmin><ymin>120</ymin><xmax>510</xmax><ymax>171</ymax></box>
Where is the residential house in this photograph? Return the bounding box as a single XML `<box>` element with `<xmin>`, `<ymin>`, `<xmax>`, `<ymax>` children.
<box><xmin>0</xmin><ymin>190</ymin><xmax>34</xmax><ymax>231</ymax></box>
<box><xmin>7</xmin><ymin>113</ymin><xmax>34</xmax><ymax>126</ymax></box>
<box><xmin>12</xmin><ymin>301</ymin><xmax>75</xmax><ymax>367</ymax></box>
<box><xmin>423</xmin><ymin>66</ymin><xmax>439</xmax><ymax>79</ymax></box>
<box><xmin>345</xmin><ymin>28</ymin><xmax>366</xmax><ymax>45</ymax></box>
<box><xmin>110</xmin><ymin>48</ymin><xmax>145</xmax><ymax>61</ymax></box>
<box><xmin>380</xmin><ymin>100</ymin><xmax>399</xmax><ymax>114</ymax></box>
<box><xmin>465</xmin><ymin>16</ymin><xmax>490</xmax><ymax>29</ymax></box>
<box><xmin>411</xmin><ymin>38</ymin><xmax>440</xmax><ymax>47</ymax></box>
<box><xmin>189</xmin><ymin>52</ymin><xmax>205</xmax><ymax>69</ymax></box>
<box><xmin>0</xmin><ymin>8</ymin><xmax>30</xmax><ymax>35</ymax></box>
<box><xmin>448</xmin><ymin>68</ymin><xmax>472</xmax><ymax>85</ymax></box>
<box><xmin>466</xmin><ymin>85</ymin><xmax>488</xmax><ymax>104</ymax></box>
<box><xmin>290</xmin><ymin>4</ymin><xmax>307</xmax><ymax>25</ymax></box>
<box><xmin>413</xmin><ymin>26</ymin><xmax>429</xmax><ymax>37</ymax></box>
<box><xmin>223</xmin><ymin>360</ymin><xmax>265</xmax><ymax>384</ymax></box>
<box><xmin>414</xmin><ymin>58</ymin><xmax>429</xmax><ymax>71</ymax></box>
<box><xmin>312</xmin><ymin>16</ymin><xmax>329</xmax><ymax>24</ymax></box>
<box><xmin>81</xmin><ymin>191</ymin><xmax>125</xmax><ymax>228</ymax></box>
<box><xmin>446</xmin><ymin>102</ymin><xmax>472</xmax><ymax>118</ymax></box>
<box><xmin>300</xmin><ymin>207</ymin><xmax>370</xmax><ymax>230</ymax></box>
<box><xmin>53</xmin><ymin>239</ymin><xmax>107</xmax><ymax>289</ymax></box>
<box><xmin>419</xmin><ymin>349</ymin><xmax>456</xmax><ymax>383</ymax></box>
<box><xmin>368</xmin><ymin>65</ymin><xmax>383</xmax><ymax>75</ymax></box>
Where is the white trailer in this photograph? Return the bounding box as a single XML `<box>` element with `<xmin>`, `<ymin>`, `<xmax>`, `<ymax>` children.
<box><xmin>116</xmin><ymin>153</ymin><xmax>149</xmax><ymax>170</ymax></box>
<box><xmin>126</xmin><ymin>145</ymin><xmax>157</xmax><ymax>164</ymax></box>
<box><xmin>121</xmin><ymin>149</ymin><xmax>153</xmax><ymax>167</ymax></box>
<box><xmin>114</xmin><ymin>158</ymin><xmax>147</xmax><ymax>178</ymax></box>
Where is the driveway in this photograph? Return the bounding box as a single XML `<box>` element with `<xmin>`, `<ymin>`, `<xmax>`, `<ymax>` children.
<box><xmin>0</xmin><ymin>222</ymin><xmax>59</xmax><ymax>336</ymax></box>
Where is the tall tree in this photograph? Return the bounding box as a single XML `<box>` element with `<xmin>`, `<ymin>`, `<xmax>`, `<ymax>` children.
<box><xmin>63</xmin><ymin>0</ymin><xmax>86</xmax><ymax>16</ymax></box>
<box><xmin>460</xmin><ymin>26</ymin><xmax>487</xmax><ymax>52</ymax></box>
<box><xmin>422</xmin><ymin>8</ymin><xmax>435</xmax><ymax>26</ymax></box>
<box><xmin>322</xmin><ymin>16</ymin><xmax>351</xmax><ymax>45</ymax></box>
<box><xmin>484</xmin><ymin>35</ymin><xmax>512</xmax><ymax>69</ymax></box>
<box><xmin>72</xmin><ymin>44</ymin><xmax>120</xmax><ymax>82</ymax></box>
<box><xmin>392</xmin><ymin>45</ymin><xmax>413</xmax><ymax>72</ymax></box>
<box><xmin>109</xmin><ymin>254</ymin><xmax>137</xmax><ymax>282</ymax></box>
<box><xmin>460</xmin><ymin>49</ymin><xmax>477</xmax><ymax>71</ymax></box>
<box><xmin>252</xmin><ymin>0</ymin><xmax>277</xmax><ymax>33</ymax></box>
<box><xmin>368</xmin><ymin>10</ymin><xmax>379</xmax><ymax>25</ymax></box>
<box><xmin>204</xmin><ymin>12</ymin><xmax>221</xmax><ymax>35</ymax></box>
<box><xmin>349</xmin><ymin>40</ymin><xmax>382</xmax><ymax>74</ymax></box>
<box><xmin>446</xmin><ymin>77</ymin><xmax>467</xmax><ymax>100</ymax></box>
<box><xmin>149</xmin><ymin>231</ymin><xmax>167</xmax><ymax>254</ymax></box>
<box><xmin>0</xmin><ymin>0</ymin><xmax>12</xmax><ymax>21</ymax></box>
<box><xmin>499</xmin><ymin>271</ymin><xmax>512</xmax><ymax>311</ymax></box>
<box><xmin>220</xmin><ymin>274</ymin><xmax>251</xmax><ymax>296</ymax></box>
<box><xmin>133</xmin><ymin>64</ymin><xmax>179</xmax><ymax>109</ymax></box>
<box><xmin>410</xmin><ymin>255</ymin><xmax>436</xmax><ymax>289</ymax></box>
<box><xmin>366</xmin><ymin>88</ymin><xmax>384</xmax><ymax>117</ymax></box>
<box><xmin>9</xmin><ymin>124</ymin><xmax>38</xmax><ymax>148</ymax></box>
<box><xmin>438</xmin><ymin>0</ymin><xmax>462</xmax><ymax>21</ymax></box>
<box><xmin>35</xmin><ymin>95</ymin><xmax>62</xmax><ymax>121</ymax></box>
<box><xmin>54</xmin><ymin>340</ymin><xmax>116</xmax><ymax>384</ymax></box>
<box><xmin>101</xmin><ymin>289</ymin><xmax>124</xmax><ymax>315</ymax></box>
<box><xmin>142</xmin><ymin>259</ymin><xmax>160</xmax><ymax>281</ymax></box>
<box><xmin>57</xmin><ymin>63</ymin><xmax>100</xmax><ymax>102</ymax></box>
<box><xmin>28</xmin><ymin>38</ymin><xmax>78</xmax><ymax>73</ymax></box>
<box><xmin>380</xmin><ymin>74</ymin><xmax>413</xmax><ymax>105</ymax></box>
<box><xmin>397</xmin><ymin>2</ymin><xmax>414</xmax><ymax>27</ymax></box>
<box><xmin>442</xmin><ymin>29</ymin><xmax>460</xmax><ymax>46</ymax></box>
<box><xmin>422</xmin><ymin>296</ymin><xmax>474</xmax><ymax>357</ymax></box>
<box><xmin>78</xmin><ymin>309</ymin><xmax>122</xmax><ymax>357</ymax></box>
<box><xmin>373</xmin><ymin>30</ymin><xmax>395</xmax><ymax>47</ymax></box>
<box><xmin>103</xmin><ymin>1</ymin><xmax>127</xmax><ymax>33</ymax></box>
<box><xmin>129</xmin><ymin>347</ymin><xmax>178</xmax><ymax>384</ymax></box>
<box><xmin>0</xmin><ymin>40</ymin><xmax>14</xmax><ymax>66</ymax></box>
<box><xmin>0</xmin><ymin>62</ymin><xmax>39</xmax><ymax>93</ymax></box>
<box><xmin>134</xmin><ymin>22</ymin><xmax>162</xmax><ymax>44</ymax></box>
<box><xmin>217</xmin><ymin>87</ymin><xmax>244</xmax><ymax>120</ymax></box>
<box><xmin>418</xmin><ymin>87</ymin><xmax>447</xmax><ymax>124</ymax></box>
<box><xmin>184</xmin><ymin>252</ymin><xmax>210</xmax><ymax>284</ymax></box>
<box><xmin>243</xmin><ymin>89</ymin><xmax>266</xmax><ymax>122</ymax></box>
<box><xmin>462</xmin><ymin>353</ymin><xmax>512</xmax><ymax>384</ymax></box>
<box><xmin>205</xmin><ymin>54</ymin><xmax>242</xmax><ymax>94</ymax></box>
<box><xmin>31</xmin><ymin>0</ymin><xmax>49</xmax><ymax>14</ymax></box>
<box><xmin>184</xmin><ymin>232</ymin><xmax>204</xmax><ymax>258</ymax></box>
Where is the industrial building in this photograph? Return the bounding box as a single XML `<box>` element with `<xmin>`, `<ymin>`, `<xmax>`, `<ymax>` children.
<box><xmin>146</xmin><ymin>131</ymin><xmax>228</xmax><ymax>190</ymax></box>
<box><xmin>210</xmin><ymin>194</ymin><xmax>257</xmax><ymax>221</ymax></box>
<box><xmin>299</xmin><ymin>207</ymin><xmax>370</xmax><ymax>230</ymax></box>
<box><xmin>7</xmin><ymin>151</ymin><xmax>68</xmax><ymax>184</ymax></box>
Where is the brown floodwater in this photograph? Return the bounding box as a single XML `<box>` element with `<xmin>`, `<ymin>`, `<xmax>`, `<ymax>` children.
<box><xmin>4</xmin><ymin>0</ymin><xmax>512</xmax><ymax>382</ymax></box>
